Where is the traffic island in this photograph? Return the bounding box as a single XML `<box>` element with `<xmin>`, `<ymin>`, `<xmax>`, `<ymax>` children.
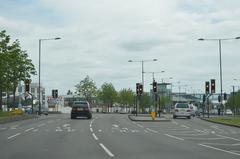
<box><xmin>201</xmin><ymin>116</ymin><xmax>240</xmax><ymax>128</ymax></box>
<box><xmin>128</xmin><ymin>114</ymin><xmax>171</xmax><ymax>122</ymax></box>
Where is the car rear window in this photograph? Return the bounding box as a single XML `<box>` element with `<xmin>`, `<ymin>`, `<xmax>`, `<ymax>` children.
<box><xmin>176</xmin><ymin>103</ymin><xmax>189</xmax><ymax>108</ymax></box>
<box><xmin>73</xmin><ymin>102</ymin><xmax>88</xmax><ymax>108</ymax></box>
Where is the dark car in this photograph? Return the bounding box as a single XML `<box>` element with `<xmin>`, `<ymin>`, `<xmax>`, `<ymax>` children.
<box><xmin>71</xmin><ymin>101</ymin><xmax>92</xmax><ymax>119</ymax></box>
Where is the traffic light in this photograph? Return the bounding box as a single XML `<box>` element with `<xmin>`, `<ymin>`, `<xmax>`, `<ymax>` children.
<box><xmin>52</xmin><ymin>89</ymin><xmax>58</xmax><ymax>98</ymax></box>
<box><xmin>153</xmin><ymin>81</ymin><xmax>157</xmax><ymax>93</ymax></box>
<box><xmin>136</xmin><ymin>83</ymin><xmax>140</xmax><ymax>95</ymax></box>
<box><xmin>224</xmin><ymin>93</ymin><xmax>227</xmax><ymax>100</ymax></box>
<box><xmin>205</xmin><ymin>81</ymin><xmax>210</xmax><ymax>94</ymax></box>
<box><xmin>25</xmin><ymin>79</ymin><xmax>30</xmax><ymax>92</ymax></box>
<box><xmin>139</xmin><ymin>84</ymin><xmax>143</xmax><ymax>95</ymax></box>
<box><xmin>211</xmin><ymin>79</ymin><xmax>215</xmax><ymax>94</ymax></box>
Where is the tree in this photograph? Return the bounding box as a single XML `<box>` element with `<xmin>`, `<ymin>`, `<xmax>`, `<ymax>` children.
<box><xmin>139</xmin><ymin>93</ymin><xmax>152</xmax><ymax>113</ymax></box>
<box><xmin>75</xmin><ymin>75</ymin><xmax>97</xmax><ymax>103</ymax></box>
<box><xmin>118</xmin><ymin>88</ymin><xmax>135</xmax><ymax>111</ymax></box>
<box><xmin>226</xmin><ymin>90</ymin><xmax>240</xmax><ymax>114</ymax></box>
<box><xmin>97</xmin><ymin>83</ymin><xmax>117</xmax><ymax>112</ymax></box>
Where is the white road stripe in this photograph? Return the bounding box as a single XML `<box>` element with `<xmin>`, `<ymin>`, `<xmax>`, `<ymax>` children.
<box><xmin>33</xmin><ymin>129</ymin><xmax>38</xmax><ymax>132</ymax></box>
<box><xmin>199</xmin><ymin>144</ymin><xmax>240</xmax><ymax>156</ymax></box>
<box><xmin>164</xmin><ymin>134</ymin><xmax>184</xmax><ymax>141</ymax></box>
<box><xmin>24</xmin><ymin>128</ymin><xmax>35</xmax><ymax>132</ymax></box>
<box><xmin>8</xmin><ymin>133</ymin><xmax>21</xmax><ymax>139</ymax></box>
<box><xmin>99</xmin><ymin>143</ymin><xmax>114</xmax><ymax>157</ymax></box>
<box><xmin>137</xmin><ymin>124</ymin><xmax>144</xmax><ymax>128</ymax></box>
<box><xmin>92</xmin><ymin>133</ymin><xmax>98</xmax><ymax>140</ymax></box>
<box><xmin>217</xmin><ymin>135</ymin><xmax>240</xmax><ymax>142</ymax></box>
<box><xmin>38</xmin><ymin>124</ymin><xmax>45</xmax><ymax>127</ymax></box>
<box><xmin>90</xmin><ymin>128</ymin><xmax>93</xmax><ymax>132</ymax></box>
<box><xmin>90</xmin><ymin>124</ymin><xmax>92</xmax><ymax>128</ymax></box>
<box><xmin>146</xmin><ymin>128</ymin><xmax>158</xmax><ymax>133</ymax></box>
<box><xmin>181</xmin><ymin>125</ymin><xmax>190</xmax><ymax>129</ymax></box>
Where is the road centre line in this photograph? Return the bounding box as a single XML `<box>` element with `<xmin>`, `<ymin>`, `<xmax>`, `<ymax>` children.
<box><xmin>90</xmin><ymin>128</ymin><xmax>93</xmax><ymax>132</ymax></box>
<box><xmin>99</xmin><ymin>143</ymin><xmax>114</xmax><ymax>157</ymax></box>
<box><xmin>92</xmin><ymin>133</ymin><xmax>98</xmax><ymax>140</ymax></box>
<box><xmin>8</xmin><ymin>133</ymin><xmax>21</xmax><ymax>140</ymax></box>
<box><xmin>164</xmin><ymin>134</ymin><xmax>184</xmax><ymax>141</ymax></box>
<box><xmin>199</xmin><ymin>144</ymin><xmax>240</xmax><ymax>156</ymax></box>
<box><xmin>24</xmin><ymin>128</ymin><xmax>35</xmax><ymax>132</ymax></box>
<box><xmin>217</xmin><ymin>135</ymin><xmax>240</xmax><ymax>142</ymax></box>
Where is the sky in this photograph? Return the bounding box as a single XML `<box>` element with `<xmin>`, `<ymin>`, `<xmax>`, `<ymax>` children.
<box><xmin>1</xmin><ymin>0</ymin><xmax>240</xmax><ymax>95</ymax></box>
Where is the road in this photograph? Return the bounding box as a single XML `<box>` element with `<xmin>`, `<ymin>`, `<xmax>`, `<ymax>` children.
<box><xmin>0</xmin><ymin>113</ymin><xmax>240</xmax><ymax>159</ymax></box>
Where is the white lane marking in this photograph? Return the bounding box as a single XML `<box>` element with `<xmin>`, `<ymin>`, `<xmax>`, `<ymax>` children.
<box><xmin>1</xmin><ymin>127</ymin><xmax>7</xmax><ymax>130</ymax></box>
<box><xmin>194</xmin><ymin>129</ymin><xmax>207</xmax><ymax>133</ymax></box>
<box><xmin>181</xmin><ymin>125</ymin><xmax>190</xmax><ymax>129</ymax></box>
<box><xmin>164</xmin><ymin>134</ymin><xmax>184</xmax><ymax>141</ymax></box>
<box><xmin>25</xmin><ymin>128</ymin><xmax>35</xmax><ymax>132</ymax></box>
<box><xmin>144</xmin><ymin>130</ymin><xmax>149</xmax><ymax>133</ymax></box>
<box><xmin>199</xmin><ymin>144</ymin><xmax>240</xmax><ymax>156</ymax></box>
<box><xmin>217</xmin><ymin>135</ymin><xmax>240</xmax><ymax>142</ymax></box>
<box><xmin>98</xmin><ymin>129</ymin><xmax>102</xmax><ymax>132</ymax></box>
<box><xmin>137</xmin><ymin>124</ymin><xmax>144</xmax><ymax>128</ymax></box>
<box><xmin>33</xmin><ymin>129</ymin><xmax>38</xmax><ymax>132</ymax></box>
<box><xmin>90</xmin><ymin>128</ymin><xmax>93</xmax><ymax>132</ymax></box>
<box><xmin>184</xmin><ymin>137</ymin><xmax>226</xmax><ymax>140</ymax></box>
<box><xmin>112</xmin><ymin>124</ymin><xmax>119</xmax><ymax>128</ymax></box>
<box><xmin>211</xmin><ymin>131</ymin><xmax>216</xmax><ymax>134</ymax></box>
<box><xmin>90</xmin><ymin>124</ymin><xmax>92</xmax><ymax>128</ymax></box>
<box><xmin>92</xmin><ymin>133</ymin><xmax>98</xmax><ymax>140</ymax></box>
<box><xmin>99</xmin><ymin>143</ymin><xmax>114</xmax><ymax>157</ymax></box>
<box><xmin>171</xmin><ymin>133</ymin><xmax>207</xmax><ymax>136</ymax></box>
<box><xmin>62</xmin><ymin>124</ymin><xmax>70</xmax><ymax>127</ymax></box>
<box><xmin>146</xmin><ymin>128</ymin><xmax>158</xmax><ymax>133</ymax></box>
<box><xmin>8</xmin><ymin>133</ymin><xmax>21</xmax><ymax>139</ymax></box>
<box><xmin>38</xmin><ymin>123</ymin><xmax>45</xmax><ymax>127</ymax></box>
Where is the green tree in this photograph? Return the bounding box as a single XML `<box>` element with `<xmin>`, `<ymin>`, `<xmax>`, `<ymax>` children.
<box><xmin>226</xmin><ymin>90</ymin><xmax>240</xmax><ymax>114</ymax></box>
<box><xmin>139</xmin><ymin>93</ymin><xmax>152</xmax><ymax>113</ymax></box>
<box><xmin>75</xmin><ymin>75</ymin><xmax>97</xmax><ymax>103</ymax></box>
<box><xmin>118</xmin><ymin>88</ymin><xmax>135</xmax><ymax>111</ymax></box>
<box><xmin>98</xmin><ymin>83</ymin><xmax>117</xmax><ymax>112</ymax></box>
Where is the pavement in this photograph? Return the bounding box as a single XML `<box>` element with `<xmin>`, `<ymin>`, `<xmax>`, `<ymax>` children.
<box><xmin>0</xmin><ymin>113</ymin><xmax>240</xmax><ymax>159</ymax></box>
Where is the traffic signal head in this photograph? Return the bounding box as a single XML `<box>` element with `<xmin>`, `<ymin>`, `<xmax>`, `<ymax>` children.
<box><xmin>52</xmin><ymin>89</ymin><xmax>58</xmax><ymax>98</ymax></box>
<box><xmin>211</xmin><ymin>79</ymin><xmax>215</xmax><ymax>94</ymax></box>
<box><xmin>205</xmin><ymin>81</ymin><xmax>210</xmax><ymax>94</ymax></box>
<box><xmin>224</xmin><ymin>93</ymin><xmax>227</xmax><ymax>100</ymax></box>
<box><xmin>25</xmin><ymin>79</ymin><xmax>30</xmax><ymax>92</ymax></box>
<box><xmin>139</xmin><ymin>84</ymin><xmax>143</xmax><ymax>95</ymax></box>
<box><xmin>136</xmin><ymin>83</ymin><xmax>140</xmax><ymax>95</ymax></box>
<box><xmin>153</xmin><ymin>81</ymin><xmax>157</xmax><ymax>93</ymax></box>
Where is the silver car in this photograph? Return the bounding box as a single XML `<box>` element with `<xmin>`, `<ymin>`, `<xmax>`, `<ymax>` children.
<box><xmin>173</xmin><ymin>103</ymin><xmax>191</xmax><ymax>119</ymax></box>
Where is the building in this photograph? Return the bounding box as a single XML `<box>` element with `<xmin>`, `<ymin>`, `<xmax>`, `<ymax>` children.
<box><xmin>16</xmin><ymin>83</ymin><xmax>46</xmax><ymax>107</ymax></box>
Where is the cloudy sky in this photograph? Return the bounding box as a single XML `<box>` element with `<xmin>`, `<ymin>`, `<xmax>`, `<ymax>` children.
<box><xmin>1</xmin><ymin>0</ymin><xmax>240</xmax><ymax>95</ymax></box>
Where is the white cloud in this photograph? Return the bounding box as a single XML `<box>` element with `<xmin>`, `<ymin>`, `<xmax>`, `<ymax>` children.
<box><xmin>1</xmin><ymin>0</ymin><xmax>240</xmax><ymax>95</ymax></box>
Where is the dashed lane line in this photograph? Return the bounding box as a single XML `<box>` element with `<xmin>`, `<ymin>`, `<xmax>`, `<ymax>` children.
<box><xmin>199</xmin><ymin>144</ymin><xmax>240</xmax><ymax>156</ymax></box>
<box><xmin>99</xmin><ymin>143</ymin><xmax>114</xmax><ymax>157</ymax></box>
<box><xmin>8</xmin><ymin>133</ymin><xmax>21</xmax><ymax>140</ymax></box>
<box><xmin>90</xmin><ymin>128</ymin><xmax>93</xmax><ymax>132</ymax></box>
<box><xmin>92</xmin><ymin>133</ymin><xmax>98</xmax><ymax>140</ymax></box>
<box><xmin>164</xmin><ymin>134</ymin><xmax>184</xmax><ymax>141</ymax></box>
<box><xmin>24</xmin><ymin>128</ymin><xmax>35</xmax><ymax>132</ymax></box>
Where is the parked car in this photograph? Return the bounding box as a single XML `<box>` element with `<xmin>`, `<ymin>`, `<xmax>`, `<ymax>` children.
<box><xmin>225</xmin><ymin>109</ymin><xmax>233</xmax><ymax>115</ymax></box>
<box><xmin>173</xmin><ymin>103</ymin><xmax>191</xmax><ymax>119</ymax></box>
<box><xmin>71</xmin><ymin>101</ymin><xmax>92</xmax><ymax>119</ymax></box>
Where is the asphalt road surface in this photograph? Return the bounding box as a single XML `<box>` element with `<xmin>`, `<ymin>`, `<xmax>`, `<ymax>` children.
<box><xmin>0</xmin><ymin>114</ymin><xmax>240</xmax><ymax>159</ymax></box>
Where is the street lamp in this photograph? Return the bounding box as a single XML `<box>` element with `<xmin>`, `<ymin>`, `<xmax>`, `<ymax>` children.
<box><xmin>128</xmin><ymin>59</ymin><xmax>157</xmax><ymax>90</ymax></box>
<box><xmin>198</xmin><ymin>36</ymin><xmax>240</xmax><ymax>114</ymax></box>
<box><xmin>38</xmin><ymin>37</ymin><xmax>61</xmax><ymax>115</ymax></box>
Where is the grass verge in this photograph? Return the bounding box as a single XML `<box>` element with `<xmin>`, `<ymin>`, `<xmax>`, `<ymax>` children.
<box><xmin>207</xmin><ymin>116</ymin><xmax>240</xmax><ymax>127</ymax></box>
